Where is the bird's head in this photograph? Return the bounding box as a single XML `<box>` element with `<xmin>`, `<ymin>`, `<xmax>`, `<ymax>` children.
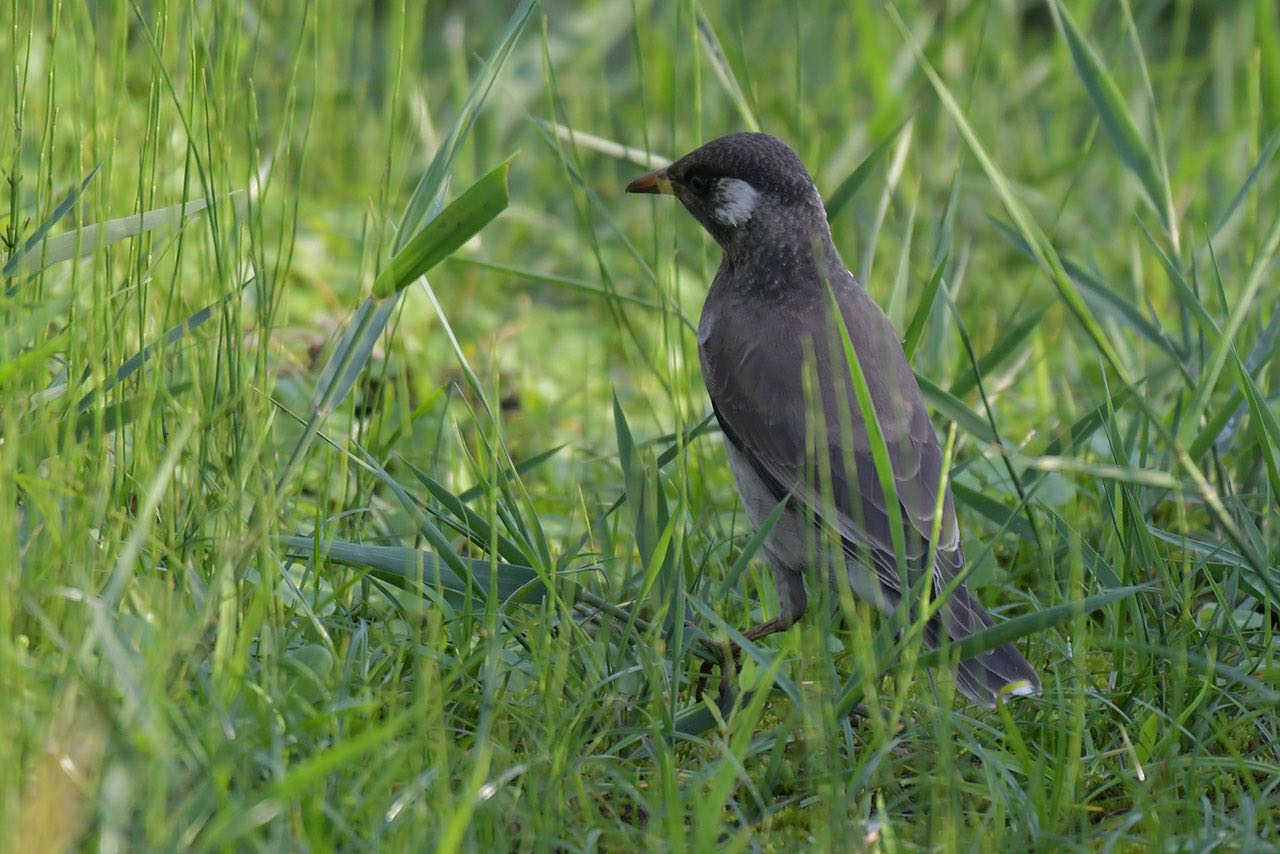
<box><xmin>626</xmin><ymin>132</ymin><xmax>830</xmax><ymax>256</ymax></box>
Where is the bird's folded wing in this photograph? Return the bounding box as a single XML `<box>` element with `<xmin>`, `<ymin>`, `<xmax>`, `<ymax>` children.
<box><xmin>701</xmin><ymin>280</ymin><xmax>960</xmax><ymax>601</ymax></box>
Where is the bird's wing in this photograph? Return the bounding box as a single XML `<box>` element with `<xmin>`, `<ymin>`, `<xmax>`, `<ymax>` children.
<box><xmin>700</xmin><ymin>273</ymin><xmax>963</xmax><ymax>607</ymax></box>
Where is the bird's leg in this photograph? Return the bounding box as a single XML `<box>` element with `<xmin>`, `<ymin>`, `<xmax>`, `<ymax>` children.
<box><xmin>742</xmin><ymin>618</ymin><xmax>786</xmax><ymax>642</ymax></box>
<box><xmin>694</xmin><ymin>636</ymin><xmax>735</xmax><ymax>702</ymax></box>
<box><xmin>683</xmin><ymin>619</ymin><xmax>730</xmax><ymax>701</ymax></box>
<box><xmin>694</xmin><ymin>617</ymin><xmax>790</xmax><ymax>700</ymax></box>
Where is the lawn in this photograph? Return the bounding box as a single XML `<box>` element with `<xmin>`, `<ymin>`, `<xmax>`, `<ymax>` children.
<box><xmin>4</xmin><ymin>0</ymin><xmax>1279</xmax><ymax>849</ymax></box>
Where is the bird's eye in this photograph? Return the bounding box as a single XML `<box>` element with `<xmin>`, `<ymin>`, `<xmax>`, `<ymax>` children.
<box><xmin>687</xmin><ymin>172</ymin><xmax>713</xmax><ymax>193</ymax></box>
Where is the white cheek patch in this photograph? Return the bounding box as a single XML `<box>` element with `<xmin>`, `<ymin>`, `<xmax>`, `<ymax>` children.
<box><xmin>711</xmin><ymin>178</ymin><xmax>759</xmax><ymax>227</ymax></box>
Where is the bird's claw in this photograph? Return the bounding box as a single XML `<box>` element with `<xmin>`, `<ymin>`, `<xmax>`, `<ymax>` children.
<box><xmin>694</xmin><ymin>637</ymin><xmax>741</xmax><ymax>704</ymax></box>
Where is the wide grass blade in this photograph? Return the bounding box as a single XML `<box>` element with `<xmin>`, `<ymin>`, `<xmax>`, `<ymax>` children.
<box><xmin>7</xmin><ymin>188</ymin><xmax>245</xmax><ymax>276</ymax></box>
<box><xmin>989</xmin><ymin>218</ymin><xmax>1185</xmax><ymax>367</ymax></box>
<box><xmin>396</xmin><ymin>0</ymin><xmax>534</xmax><ymax>246</ymax></box>
<box><xmin>916</xmin><ymin>374</ymin><xmax>997</xmax><ymax>444</ymax></box>
<box><xmin>401</xmin><ymin>459</ymin><xmax>533</xmax><ymax>567</ymax></box>
<box><xmin>276</xmin><ymin>296</ymin><xmax>399</xmax><ymax>494</ymax></box>
<box><xmin>948</xmin><ymin>303</ymin><xmax>1047</xmax><ymax>398</ymax></box>
<box><xmin>826</xmin><ymin>118</ymin><xmax>910</xmax><ymax>221</ymax></box>
<box><xmin>2</xmin><ymin>166</ymin><xmax>99</xmax><ymax>277</ymax></box>
<box><xmin>456</xmin><ymin>442</ymin><xmax>566</xmax><ymax>504</ymax></box>
<box><xmin>277</xmin><ymin>0</ymin><xmax>534</xmax><ymax>496</ymax></box>
<box><xmin>72</xmin><ymin>382</ymin><xmax>192</xmax><ymax>438</ymax></box>
<box><xmin>918</xmin><ymin>586</ymin><xmax>1149</xmax><ymax>668</ymax></box>
<box><xmin>279</xmin><ymin>536</ymin><xmax>543</xmax><ymax>606</ymax></box>
<box><xmin>951</xmin><ymin>482</ymin><xmax>1037</xmax><ymax>541</ymax></box>
<box><xmin>373</xmin><ymin>156</ymin><xmax>514</xmax><ymax>298</ymax></box>
<box><xmin>1051</xmin><ymin>0</ymin><xmax>1177</xmax><ymax>245</ymax></box>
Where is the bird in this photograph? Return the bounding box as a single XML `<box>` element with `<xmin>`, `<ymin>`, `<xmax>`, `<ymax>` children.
<box><xmin>626</xmin><ymin>132</ymin><xmax>1040</xmax><ymax>707</ymax></box>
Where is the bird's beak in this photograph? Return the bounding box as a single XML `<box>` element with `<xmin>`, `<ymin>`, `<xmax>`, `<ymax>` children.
<box><xmin>625</xmin><ymin>168</ymin><xmax>674</xmax><ymax>195</ymax></box>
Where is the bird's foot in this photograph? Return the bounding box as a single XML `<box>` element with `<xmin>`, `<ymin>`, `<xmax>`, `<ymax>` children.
<box><xmin>692</xmin><ymin>617</ymin><xmax>790</xmax><ymax>703</ymax></box>
<box><xmin>694</xmin><ymin>637</ymin><xmax>740</xmax><ymax>704</ymax></box>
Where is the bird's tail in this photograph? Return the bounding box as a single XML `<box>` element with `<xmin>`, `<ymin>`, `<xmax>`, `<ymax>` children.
<box><xmin>926</xmin><ymin>585</ymin><xmax>1041</xmax><ymax>708</ymax></box>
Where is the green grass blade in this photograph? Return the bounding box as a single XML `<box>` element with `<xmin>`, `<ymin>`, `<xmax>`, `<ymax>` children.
<box><xmin>1178</xmin><ymin>209</ymin><xmax>1280</xmax><ymax>447</ymax></box>
<box><xmin>1211</xmin><ymin>123</ymin><xmax>1280</xmax><ymax>240</ymax></box>
<box><xmin>456</xmin><ymin>443</ymin><xmax>566</xmax><ymax>504</ymax></box>
<box><xmin>887</xmin><ymin>3</ymin><xmax>1132</xmax><ymax>385</ymax></box>
<box><xmin>826</xmin><ymin>283</ymin><xmax>908</xmax><ymax>581</ymax></box>
<box><xmin>948</xmin><ymin>303</ymin><xmax>1047</xmax><ymax>397</ymax></box>
<box><xmin>395</xmin><ymin>0</ymin><xmax>534</xmax><ymax>247</ymax></box>
<box><xmin>988</xmin><ymin>218</ymin><xmax>1185</xmax><ymax>365</ymax></box>
<box><xmin>916</xmin><ymin>374</ymin><xmax>997</xmax><ymax>444</ymax></box>
<box><xmin>373</xmin><ymin>155</ymin><xmax>515</xmax><ymax>298</ymax></box>
<box><xmin>951</xmin><ymin>482</ymin><xmax>1037</xmax><ymax>541</ymax></box>
<box><xmin>401</xmin><ymin>459</ymin><xmax>533</xmax><ymax>567</ymax></box>
<box><xmin>75</xmin><ymin>280</ymin><xmax>251</xmax><ymax>412</ymax></box>
<box><xmin>1052</xmin><ymin>0</ymin><xmax>1176</xmax><ymax>242</ymax></box>
<box><xmin>0</xmin><ymin>331</ymin><xmax>69</xmax><ymax>388</ymax></box>
<box><xmin>71</xmin><ymin>382</ymin><xmax>192</xmax><ymax>438</ymax></box>
<box><xmin>275</xmin><ymin>296</ymin><xmax>398</xmax><ymax>494</ymax></box>
<box><xmin>915</xmin><ymin>585</ymin><xmax>1150</xmax><ymax>668</ymax></box>
<box><xmin>275</xmin><ymin>3</ymin><xmax>530</xmax><ymax>496</ymax></box>
<box><xmin>826</xmin><ymin>117</ymin><xmax>910</xmax><ymax>221</ymax></box>
<box><xmin>715</xmin><ymin>495</ymin><xmax>788</xmax><ymax>602</ymax></box>
<box><xmin>2</xmin><ymin>165</ymin><xmax>99</xmax><ymax>277</ymax></box>
<box><xmin>279</xmin><ymin>536</ymin><xmax>543</xmax><ymax>606</ymax></box>
<box><xmin>450</xmin><ymin>255</ymin><xmax>682</xmax><ymax>317</ymax></box>
<box><xmin>8</xmin><ymin>189</ymin><xmax>244</xmax><ymax>276</ymax></box>
<box><xmin>901</xmin><ymin>253</ymin><xmax>945</xmax><ymax>361</ymax></box>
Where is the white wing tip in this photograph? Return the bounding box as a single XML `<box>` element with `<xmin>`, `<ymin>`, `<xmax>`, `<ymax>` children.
<box><xmin>1001</xmin><ymin>679</ymin><xmax>1038</xmax><ymax>699</ymax></box>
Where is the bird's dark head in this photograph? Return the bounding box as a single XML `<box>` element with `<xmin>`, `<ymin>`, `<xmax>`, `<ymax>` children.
<box><xmin>627</xmin><ymin>132</ymin><xmax>831</xmax><ymax>257</ymax></box>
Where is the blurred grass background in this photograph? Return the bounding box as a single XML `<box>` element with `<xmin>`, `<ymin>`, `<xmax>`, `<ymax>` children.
<box><xmin>3</xmin><ymin>0</ymin><xmax>1280</xmax><ymax>848</ymax></box>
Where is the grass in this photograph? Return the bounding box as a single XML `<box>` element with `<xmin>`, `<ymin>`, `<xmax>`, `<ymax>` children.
<box><xmin>3</xmin><ymin>0</ymin><xmax>1279</xmax><ymax>848</ymax></box>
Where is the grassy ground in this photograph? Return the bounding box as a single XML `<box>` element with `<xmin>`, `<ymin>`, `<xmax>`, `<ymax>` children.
<box><xmin>4</xmin><ymin>0</ymin><xmax>1280</xmax><ymax>849</ymax></box>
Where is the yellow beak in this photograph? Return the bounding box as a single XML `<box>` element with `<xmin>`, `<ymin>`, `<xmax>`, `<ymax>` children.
<box><xmin>625</xmin><ymin>169</ymin><xmax>674</xmax><ymax>195</ymax></box>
